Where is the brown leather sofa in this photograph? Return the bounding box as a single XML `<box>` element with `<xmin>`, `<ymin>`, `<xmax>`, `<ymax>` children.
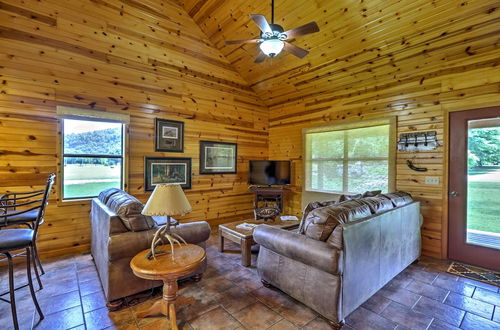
<box><xmin>90</xmin><ymin>188</ymin><xmax>211</xmax><ymax>303</ymax></box>
<box><xmin>254</xmin><ymin>192</ymin><xmax>422</xmax><ymax>326</ymax></box>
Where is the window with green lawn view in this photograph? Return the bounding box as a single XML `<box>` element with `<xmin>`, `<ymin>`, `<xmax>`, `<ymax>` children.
<box><xmin>305</xmin><ymin>124</ymin><xmax>391</xmax><ymax>194</ymax></box>
<box><xmin>62</xmin><ymin>118</ymin><xmax>124</xmax><ymax>200</ymax></box>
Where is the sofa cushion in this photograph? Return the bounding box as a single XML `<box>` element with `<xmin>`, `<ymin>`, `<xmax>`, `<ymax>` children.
<box><xmin>299</xmin><ymin>200</ymin><xmax>339</xmax><ymax>234</ymax></box>
<box><xmin>336</xmin><ymin>200</ymin><xmax>373</xmax><ymax>220</ymax></box>
<box><xmin>380</xmin><ymin>191</ymin><xmax>413</xmax><ymax>207</ymax></box>
<box><xmin>359</xmin><ymin>196</ymin><xmax>394</xmax><ymax>214</ymax></box>
<box><xmin>339</xmin><ymin>194</ymin><xmax>362</xmax><ymax>202</ymax></box>
<box><xmin>98</xmin><ymin>188</ymin><xmax>121</xmax><ymax>204</ymax></box>
<box><xmin>362</xmin><ymin>190</ymin><xmax>382</xmax><ymax>197</ymax></box>
<box><xmin>106</xmin><ymin>191</ymin><xmax>155</xmax><ymax>232</ymax></box>
<box><xmin>339</xmin><ymin>190</ymin><xmax>382</xmax><ymax>202</ymax></box>
<box><xmin>302</xmin><ymin>200</ymin><xmax>372</xmax><ymax>241</ymax></box>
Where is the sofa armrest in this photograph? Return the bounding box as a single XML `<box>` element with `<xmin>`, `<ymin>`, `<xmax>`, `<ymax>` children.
<box><xmin>108</xmin><ymin>221</ymin><xmax>211</xmax><ymax>261</ymax></box>
<box><xmin>172</xmin><ymin>221</ymin><xmax>211</xmax><ymax>243</ymax></box>
<box><xmin>91</xmin><ymin>198</ymin><xmax>128</xmax><ymax>235</ymax></box>
<box><xmin>254</xmin><ymin>225</ymin><xmax>342</xmax><ymax>275</ymax></box>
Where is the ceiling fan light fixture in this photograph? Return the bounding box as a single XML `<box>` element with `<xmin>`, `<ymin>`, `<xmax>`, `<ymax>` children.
<box><xmin>259</xmin><ymin>39</ymin><xmax>284</xmax><ymax>57</ymax></box>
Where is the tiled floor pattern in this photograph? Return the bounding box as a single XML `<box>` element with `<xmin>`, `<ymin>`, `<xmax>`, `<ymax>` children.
<box><xmin>1</xmin><ymin>232</ymin><xmax>500</xmax><ymax>330</ymax></box>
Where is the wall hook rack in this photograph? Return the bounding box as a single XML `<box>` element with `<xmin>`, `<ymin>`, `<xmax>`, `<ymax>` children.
<box><xmin>398</xmin><ymin>131</ymin><xmax>438</xmax><ymax>152</ymax></box>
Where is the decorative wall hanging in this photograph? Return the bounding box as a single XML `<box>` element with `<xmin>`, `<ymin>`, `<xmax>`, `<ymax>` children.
<box><xmin>406</xmin><ymin>157</ymin><xmax>428</xmax><ymax>172</ymax></box>
<box><xmin>155</xmin><ymin>119</ymin><xmax>184</xmax><ymax>152</ymax></box>
<box><xmin>144</xmin><ymin>157</ymin><xmax>191</xmax><ymax>191</ymax></box>
<box><xmin>199</xmin><ymin>141</ymin><xmax>237</xmax><ymax>174</ymax></box>
<box><xmin>397</xmin><ymin>131</ymin><xmax>438</xmax><ymax>152</ymax></box>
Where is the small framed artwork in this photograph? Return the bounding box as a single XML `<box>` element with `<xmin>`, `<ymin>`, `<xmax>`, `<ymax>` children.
<box><xmin>155</xmin><ymin>118</ymin><xmax>184</xmax><ymax>152</ymax></box>
<box><xmin>144</xmin><ymin>157</ymin><xmax>191</xmax><ymax>191</ymax></box>
<box><xmin>200</xmin><ymin>141</ymin><xmax>237</xmax><ymax>174</ymax></box>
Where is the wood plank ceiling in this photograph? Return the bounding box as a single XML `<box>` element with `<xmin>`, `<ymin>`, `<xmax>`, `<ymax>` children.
<box><xmin>183</xmin><ymin>0</ymin><xmax>500</xmax><ymax>258</ymax></box>
<box><xmin>183</xmin><ymin>0</ymin><xmax>499</xmax><ymax>104</ymax></box>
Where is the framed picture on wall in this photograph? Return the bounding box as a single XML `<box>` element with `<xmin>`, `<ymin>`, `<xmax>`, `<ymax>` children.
<box><xmin>200</xmin><ymin>141</ymin><xmax>237</xmax><ymax>174</ymax></box>
<box><xmin>144</xmin><ymin>157</ymin><xmax>191</xmax><ymax>191</ymax></box>
<box><xmin>155</xmin><ymin>118</ymin><xmax>184</xmax><ymax>152</ymax></box>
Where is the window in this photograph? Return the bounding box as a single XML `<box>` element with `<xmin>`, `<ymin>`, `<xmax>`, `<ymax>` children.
<box><xmin>305</xmin><ymin>123</ymin><xmax>393</xmax><ymax>194</ymax></box>
<box><xmin>62</xmin><ymin>118</ymin><xmax>125</xmax><ymax>200</ymax></box>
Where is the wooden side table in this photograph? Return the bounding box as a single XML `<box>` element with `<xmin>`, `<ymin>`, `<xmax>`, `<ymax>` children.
<box><xmin>130</xmin><ymin>244</ymin><xmax>206</xmax><ymax>330</ymax></box>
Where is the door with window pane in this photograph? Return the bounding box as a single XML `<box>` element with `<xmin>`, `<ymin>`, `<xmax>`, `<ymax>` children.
<box><xmin>448</xmin><ymin>107</ymin><xmax>500</xmax><ymax>270</ymax></box>
<box><xmin>62</xmin><ymin>118</ymin><xmax>124</xmax><ymax>200</ymax></box>
<box><xmin>305</xmin><ymin>124</ymin><xmax>391</xmax><ymax>194</ymax></box>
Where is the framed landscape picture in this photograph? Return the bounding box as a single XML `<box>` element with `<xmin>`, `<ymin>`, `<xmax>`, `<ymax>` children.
<box><xmin>144</xmin><ymin>157</ymin><xmax>191</xmax><ymax>191</ymax></box>
<box><xmin>200</xmin><ymin>141</ymin><xmax>237</xmax><ymax>174</ymax></box>
<box><xmin>155</xmin><ymin>118</ymin><xmax>184</xmax><ymax>152</ymax></box>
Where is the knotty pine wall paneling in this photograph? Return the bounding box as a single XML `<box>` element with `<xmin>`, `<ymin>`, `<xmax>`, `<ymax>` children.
<box><xmin>0</xmin><ymin>0</ymin><xmax>268</xmax><ymax>258</ymax></box>
<box><xmin>184</xmin><ymin>0</ymin><xmax>500</xmax><ymax>258</ymax></box>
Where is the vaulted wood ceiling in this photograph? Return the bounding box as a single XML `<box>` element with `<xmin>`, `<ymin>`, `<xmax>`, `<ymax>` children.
<box><xmin>181</xmin><ymin>0</ymin><xmax>500</xmax><ymax>259</ymax></box>
<box><xmin>182</xmin><ymin>0</ymin><xmax>500</xmax><ymax>108</ymax></box>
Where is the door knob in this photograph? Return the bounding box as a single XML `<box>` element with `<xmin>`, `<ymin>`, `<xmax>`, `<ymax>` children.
<box><xmin>450</xmin><ymin>191</ymin><xmax>459</xmax><ymax>197</ymax></box>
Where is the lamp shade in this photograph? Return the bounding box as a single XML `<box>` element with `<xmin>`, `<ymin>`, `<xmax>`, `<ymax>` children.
<box><xmin>141</xmin><ymin>184</ymin><xmax>192</xmax><ymax>216</ymax></box>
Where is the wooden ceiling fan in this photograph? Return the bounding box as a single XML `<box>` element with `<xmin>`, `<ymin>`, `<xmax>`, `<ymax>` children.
<box><xmin>224</xmin><ymin>0</ymin><xmax>320</xmax><ymax>63</ymax></box>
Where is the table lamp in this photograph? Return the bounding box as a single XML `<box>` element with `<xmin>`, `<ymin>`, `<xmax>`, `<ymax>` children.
<box><xmin>142</xmin><ymin>184</ymin><xmax>192</xmax><ymax>260</ymax></box>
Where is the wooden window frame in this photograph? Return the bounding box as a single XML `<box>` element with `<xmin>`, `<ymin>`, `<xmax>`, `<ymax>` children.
<box><xmin>56</xmin><ymin>107</ymin><xmax>129</xmax><ymax>206</ymax></box>
<box><xmin>303</xmin><ymin>117</ymin><xmax>396</xmax><ymax>199</ymax></box>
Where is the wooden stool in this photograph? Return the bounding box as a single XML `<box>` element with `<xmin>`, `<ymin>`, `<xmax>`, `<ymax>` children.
<box><xmin>130</xmin><ymin>244</ymin><xmax>206</xmax><ymax>330</ymax></box>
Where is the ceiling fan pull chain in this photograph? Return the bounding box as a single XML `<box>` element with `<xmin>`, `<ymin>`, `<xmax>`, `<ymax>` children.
<box><xmin>271</xmin><ymin>0</ymin><xmax>274</xmax><ymax>24</ymax></box>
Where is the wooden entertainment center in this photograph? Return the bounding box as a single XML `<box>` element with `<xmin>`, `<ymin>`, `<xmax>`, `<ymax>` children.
<box><xmin>249</xmin><ymin>186</ymin><xmax>288</xmax><ymax>213</ymax></box>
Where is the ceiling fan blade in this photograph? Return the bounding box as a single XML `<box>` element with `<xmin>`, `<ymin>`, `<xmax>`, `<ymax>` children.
<box><xmin>225</xmin><ymin>39</ymin><xmax>261</xmax><ymax>45</ymax></box>
<box><xmin>283</xmin><ymin>21</ymin><xmax>320</xmax><ymax>39</ymax></box>
<box><xmin>249</xmin><ymin>14</ymin><xmax>272</xmax><ymax>34</ymax></box>
<box><xmin>254</xmin><ymin>51</ymin><xmax>267</xmax><ymax>63</ymax></box>
<box><xmin>283</xmin><ymin>42</ymin><xmax>309</xmax><ymax>58</ymax></box>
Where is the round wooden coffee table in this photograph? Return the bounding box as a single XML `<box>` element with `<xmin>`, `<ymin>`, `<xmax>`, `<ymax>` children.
<box><xmin>130</xmin><ymin>244</ymin><xmax>206</xmax><ymax>330</ymax></box>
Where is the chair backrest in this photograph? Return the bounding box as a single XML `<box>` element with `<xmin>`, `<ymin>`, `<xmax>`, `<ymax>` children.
<box><xmin>33</xmin><ymin>173</ymin><xmax>56</xmax><ymax>235</ymax></box>
<box><xmin>0</xmin><ymin>174</ymin><xmax>54</xmax><ymax>226</ymax></box>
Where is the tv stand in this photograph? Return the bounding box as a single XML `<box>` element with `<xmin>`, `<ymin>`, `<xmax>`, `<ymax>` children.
<box><xmin>249</xmin><ymin>186</ymin><xmax>288</xmax><ymax>215</ymax></box>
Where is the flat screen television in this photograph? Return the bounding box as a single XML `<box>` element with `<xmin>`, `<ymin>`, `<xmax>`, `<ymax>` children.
<box><xmin>248</xmin><ymin>160</ymin><xmax>291</xmax><ymax>185</ymax></box>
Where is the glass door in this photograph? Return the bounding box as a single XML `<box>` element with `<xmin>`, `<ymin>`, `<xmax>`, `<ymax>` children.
<box><xmin>466</xmin><ymin>118</ymin><xmax>500</xmax><ymax>250</ymax></box>
<box><xmin>449</xmin><ymin>108</ymin><xmax>500</xmax><ymax>271</ymax></box>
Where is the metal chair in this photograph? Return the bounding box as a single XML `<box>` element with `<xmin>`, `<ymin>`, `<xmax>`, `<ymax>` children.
<box><xmin>0</xmin><ymin>174</ymin><xmax>55</xmax><ymax>278</ymax></box>
<box><xmin>0</xmin><ymin>175</ymin><xmax>53</xmax><ymax>329</ymax></box>
<box><xmin>0</xmin><ymin>231</ymin><xmax>44</xmax><ymax>329</ymax></box>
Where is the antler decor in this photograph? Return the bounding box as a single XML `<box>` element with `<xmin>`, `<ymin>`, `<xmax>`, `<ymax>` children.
<box><xmin>141</xmin><ymin>184</ymin><xmax>192</xmax><ymax>260</ymax></box>
<box><xmin>149</xmin><ymin>225</ymin><xmax>187</xmax><ymax>260</ymax></box>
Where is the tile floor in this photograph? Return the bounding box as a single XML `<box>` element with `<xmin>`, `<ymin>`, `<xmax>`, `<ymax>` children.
<box><xmin>1</xmin><ymin>232</ymin><xmax>500</xmax><ymax>330</ymax></box>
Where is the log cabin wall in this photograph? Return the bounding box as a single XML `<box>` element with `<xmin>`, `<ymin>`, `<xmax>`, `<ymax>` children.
<box><xmin>184</xmin><ymin>0</ymin><xmax>500</xmax><ymax>258</ymax></box>
<box><xmin>0</xmin><ymin>0</ymin><xmax>268</xmax><ymax>258</ymax></box>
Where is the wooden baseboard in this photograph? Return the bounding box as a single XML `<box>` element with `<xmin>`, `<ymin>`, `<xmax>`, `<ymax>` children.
<box><xmin>39</xmin><ymin>244</ymin><xmax>90</xmax><ymax>261</ymax></box>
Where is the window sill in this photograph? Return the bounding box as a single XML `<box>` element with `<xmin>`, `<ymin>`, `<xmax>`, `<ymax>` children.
<box><xmin>56</xmin><ymin>198</ymin><xmax>92</xmax><ymax>207</ymax></box>
<box><xmin>305</xmin><ymin>189</ymin><xmax>345</xmax><ymax>194</ymax></box>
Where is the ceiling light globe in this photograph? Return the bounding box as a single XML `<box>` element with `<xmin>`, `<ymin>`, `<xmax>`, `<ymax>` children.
<box><xmin>259</xmin><ymin>39</ymin><xmax>284</xmax><ymax>57</ymax></box>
